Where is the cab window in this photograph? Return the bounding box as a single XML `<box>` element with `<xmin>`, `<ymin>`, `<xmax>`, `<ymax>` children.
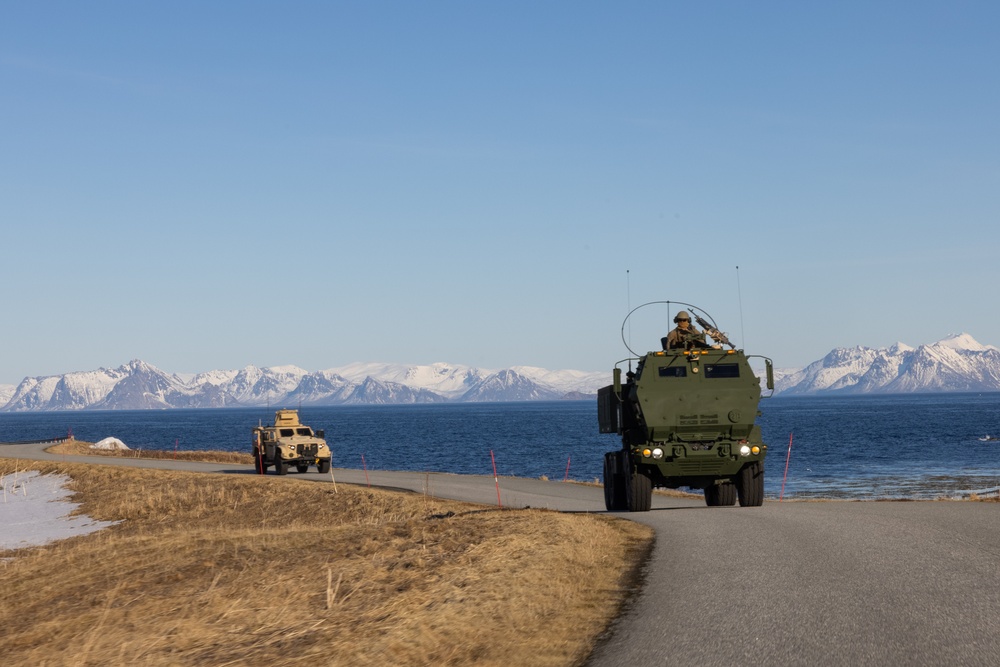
<box><xmin>279</xmin><ymin>428</ymin><xmax>295</xmax><ymax>437</ymax></box>
<box><xmin>658</xmin><ymin>366</ymin><xmax>687</xmax><ymax>378</ymax></box>
<box><xmin>705</xmin><ymin>364</ymin><xmax>740</xmax><ymax>378</ymax></box>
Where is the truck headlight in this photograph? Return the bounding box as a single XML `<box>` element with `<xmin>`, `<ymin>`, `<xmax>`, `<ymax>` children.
<box><xmin>739</xmin><ymin>445</ymin><xmax>751</xmax><ymax>457</ymax></box>
<box><xmin>652</xmin><ymin>448</ymin><xmax>664</xmax><ymax>459</ymax></box>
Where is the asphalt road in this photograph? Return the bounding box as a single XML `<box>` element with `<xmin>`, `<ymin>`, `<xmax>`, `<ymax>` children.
<box><xmin>4</xmin><ymin>442</ymin><xmax>1000</xmax><ymax>666</ymax></box>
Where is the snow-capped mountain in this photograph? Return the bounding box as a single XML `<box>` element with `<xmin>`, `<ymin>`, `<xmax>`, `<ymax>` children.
<box><xmin>0</xmin><ymin>360</ymin><xmax>609</xmax><ymax>411</ymax></box>
<box><xmin>332</xmin><ymin>362</ymin><xmax>487</xmax><ymax>398</ymax></box>
<box><xmin>3</xmin><ymin>360</ymin><xmax>180</xmax><ymax>412</ymax></box>
<box><xmin>90</xmin><ymin>360</ymin><xmax>186</xmax><ymax>410</ymax></box>
<box><xmin>461</xmin><ymin>369</ymin><xmax>565</xmax><ymax>402</ymax></box>
<box><xmin>342</xmin><ymin>377</ymin><xmax>449</xmax><ymax>405</ymax></box>
<box><xmin>283</xmin><ymin>370</ymin><xmax>354</xmax><ymax>405</ymax></box>
<box><xmin>224</xmin><ymin>365</ymin><xmax>310</xmax><ymax>405</ymax></box>
<box><xmin>777</xmin><ymin>333</ymin><xmax>1000</xmax><ymax>395</ymax></box>
<box><xmin>5</xmin><ymin>333</ymin><xmax>998</xmax><ymax>411</ymax></box>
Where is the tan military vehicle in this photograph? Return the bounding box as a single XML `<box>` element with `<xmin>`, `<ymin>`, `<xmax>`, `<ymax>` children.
<box><xmin>252</xmin><ymin>409</ymin><xmax>332</xmax><ymax>475</ymax></box>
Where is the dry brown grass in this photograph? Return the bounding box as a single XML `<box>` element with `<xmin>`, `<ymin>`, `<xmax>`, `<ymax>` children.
<box><xmin>47</xmin><ymin>439</ymin><xmax>254</xmax><ymax>464</ymax></box>
<box><xmin>0</xmin><ymin>458</ymin><xmax>652</xmax><ymax>666</ymax></box>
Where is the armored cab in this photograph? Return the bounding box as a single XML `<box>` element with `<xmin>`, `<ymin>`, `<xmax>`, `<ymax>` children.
<box><xmin>598</xmin><ymin>302</ymin><xmax>774</xmax><ymax>511</ymax></box>
<box><xmin>252</xmin><ymin>409</ymin><xmax>332</xmax><ymax>475</ymax></box>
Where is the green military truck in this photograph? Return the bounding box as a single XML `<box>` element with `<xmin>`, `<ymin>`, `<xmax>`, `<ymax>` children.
<box><xmin>598</xmin><ymin>301</ymin><xmax>774</xmax><ymax>511</ymax></box>
<box><xmin>252</xmin><ymin>409</ymin><xmax>332</xmax><ymax>475</ymax></box>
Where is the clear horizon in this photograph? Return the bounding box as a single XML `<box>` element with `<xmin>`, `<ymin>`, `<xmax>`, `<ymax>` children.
<box><xmin>3</xmin><ymin>2</ymin><xmax>998</xmax><ymax>385</ymax></box>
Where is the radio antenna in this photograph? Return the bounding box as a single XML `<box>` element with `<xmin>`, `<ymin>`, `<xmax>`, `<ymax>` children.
<box><xmin>626</xmin><ymin>270</ymin><xmax>633</xmax><ymax>372</ymax></box>
<box><xmin>626</xmin><ymin>270</ymin><xmax>632</xmax><ymax>345</ymax></box>
<box><xmin>736</xmin><ymin>265</ymin><xmax>746</xmax><ymax>350</ymax></box>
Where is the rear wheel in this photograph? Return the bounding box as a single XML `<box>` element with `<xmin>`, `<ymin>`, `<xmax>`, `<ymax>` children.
<box><xmin>736</xmin><ymin>461</ymin><xmax>764</xmax><ymax>507</ymax></box>
<box><xmin>625</xmin><ymin>463</ymin><xmax>652</xmax><ymax>512</ymax></box>
<box><xmin>274</xmin><ymin>458</ymin><xmax>288</xmax><ymax>475</ymax></box>
<box><xmin>254</xmin><ymin>451</ymin><xmax>267</xmax><ymax>474</ymax></box>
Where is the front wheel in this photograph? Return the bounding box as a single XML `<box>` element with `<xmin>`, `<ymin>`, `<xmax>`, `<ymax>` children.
<box><xmin>317</xmin><ymin>459</ymin><xmax>331</xmax><ymax>474</ymax></box>
<box><xmin>705</xmin><ymin>481</ymin><xmax>737</xmax><ymax>507</ymax></box>
<box><xmin>603</xmin><ymin>452</ymin><xmax>627</xmax><ymax>511</ymax></box>
<box><xmin>625</xmin><ymin>464</ymin><xmax>652</xmax><ymax>512</ymax></box>
<box><xmin>736</xmin><ymin>461</ymin><xmax>764</xmax><ymax>507</ymax></box>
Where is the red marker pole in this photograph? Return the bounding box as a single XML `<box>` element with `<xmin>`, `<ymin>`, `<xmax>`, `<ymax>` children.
<box><xmin>361</xmin><ymin>453</ymin><xmax>370</xmax><ymax>487</ymax></box>
<box><xmin>563</xmin><ymin>455</ymin><xmax>571</xmax><ymax>482</ymax></box>
<box><xmin>490</xmin><ymin>450</ymin><xmax>502</xmax><ymax>508</ymax></box>
<box><xmin>780</xmin><ymin>432</ymin><xmax>793</xmax><ymax>501</ymax></box>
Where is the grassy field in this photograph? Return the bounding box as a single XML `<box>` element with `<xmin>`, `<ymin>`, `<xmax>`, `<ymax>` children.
<box><xmin>0</xmin><ymin>456</ymin><xmax>653</xmax><ymax>666</ymax></box>
<box><xmin>47</xmin><ymin>439</ymin><xmax>255</xmax><ymax>464</ymax></box>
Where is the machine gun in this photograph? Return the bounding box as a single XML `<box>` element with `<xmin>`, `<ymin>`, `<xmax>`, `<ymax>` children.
<box><xmin>694</xmin><ymin>314</ymin><xmax>736</xmax><ymax>349</ymax></box>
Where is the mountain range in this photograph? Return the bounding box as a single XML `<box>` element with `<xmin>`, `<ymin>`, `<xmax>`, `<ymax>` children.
<box><xmin>774</xmin><ymin>333</ymin><xmax>1000</xmax><ymax>395</ymax></box>
<box><xmin>0</xmin><ymin>361</ymin><xmax>610</xmax><ymax>412</ymax></box>
<box><xmin>1</xmin><ymin>332</ymin><xmax>997</xmax><ymax>411</ymax></box>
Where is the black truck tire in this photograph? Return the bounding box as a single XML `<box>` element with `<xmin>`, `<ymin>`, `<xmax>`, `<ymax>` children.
<box><xmin>706</xmin><ymin>481</ymin><xmax>737</xmax><ymax>506</ymax></box>
<box><xmin>603</xmin><ymin>452</ymin><xmax>627</xmax><ymax>511</ymax></box>
<box><xmin>625</xmin><ymin>463</ymin><xmax>652</xmax><ymax>512</ymax></box>
<box><xmin>737</xmin><ymin>461</ymin><xmax>764</xmax><ymax>507</ymax></box>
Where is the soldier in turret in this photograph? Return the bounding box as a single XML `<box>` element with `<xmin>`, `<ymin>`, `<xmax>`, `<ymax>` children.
<box><xmin>662</xmin><ymin>311</ymin><xmax>711</xmax><ymax>350</ymax></box>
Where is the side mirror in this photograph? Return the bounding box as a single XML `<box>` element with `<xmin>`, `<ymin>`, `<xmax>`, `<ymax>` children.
<box><xmin>316</xmin><ymin>429</ymin><xmax>325</xmax><ymax>439</ymax></box>
<box><xmin>765</xmin><ymin>359</ymin><xmax>774</xmax><ymax>391</ymax></box>
<box><xmin>613</xmin><ymin>367</ymin><xmax>622</xmax><ymax>395</ymax></box>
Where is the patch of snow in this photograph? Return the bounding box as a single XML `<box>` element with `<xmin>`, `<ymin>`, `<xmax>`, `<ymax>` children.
<box><xmin>189</xmin><ymin>368</ymin><xmax>240</xmax><ymax>386</ymax></box>
<box><xmin>0</xmin><ymin>470</ymin><xmax>118</xmax><ymax>551</ymax></box>
<box><xmin>935</xmin><ymin>333</ymin><xmax>992</xmax><ymax>352</ymax></box>
<box><xmin>263</xmin><ymin>365</ymin><xmax>309</xmax><ymax>376</ymax></box>
<box><xmin>510</xmin><ymin>365</ymin><xmax>607</xmax><ymax>394</ymax></box>
<box><xmin>329</xmin><ymin>362</ymin><xmax>490</xmax><ymax>397</ymax></box>
<box><xmin>92</xmin><ymin>437</ymin><xmax>130</xmax><ymax>450</ymax></box>
<box><xmin>0</xmin><ymin>383</ymin><xmax>14</xmax><ymax>407</ymax></box>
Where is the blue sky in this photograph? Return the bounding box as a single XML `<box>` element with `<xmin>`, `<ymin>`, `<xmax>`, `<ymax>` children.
<box><xmin>2</xmin><ymin>2</ymin><xmax>998</xmax><ymax>384</ymax></box>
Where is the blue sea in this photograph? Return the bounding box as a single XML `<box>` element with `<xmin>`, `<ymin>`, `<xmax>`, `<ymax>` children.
<box><xmin>2</xmin><ymin>393</ymin><xmax>999</xmax><ymax>500</ymax></box>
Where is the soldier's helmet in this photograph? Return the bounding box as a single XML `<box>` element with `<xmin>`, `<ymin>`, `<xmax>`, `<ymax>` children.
<box><xmin>674</xmin><ymin>310</ymin><xmax>691</xmax><ymax>323</ymax></box>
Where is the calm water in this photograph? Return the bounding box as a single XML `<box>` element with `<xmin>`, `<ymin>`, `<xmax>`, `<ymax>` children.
<box><xmin>2</xmin><ymin>394</ymin><xmax>999</xmax><ymax>500</ymax></box>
